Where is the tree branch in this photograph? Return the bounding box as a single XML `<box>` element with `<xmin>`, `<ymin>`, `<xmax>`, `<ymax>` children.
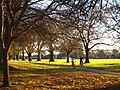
<box><xmin>89</xmin><ymin>43</ymin><xmax>113</xmax><ymax>50</ymax></box>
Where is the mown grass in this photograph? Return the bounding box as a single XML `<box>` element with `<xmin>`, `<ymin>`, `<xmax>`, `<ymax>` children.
<box><xmin>84</xmin><ymin>59</ymin><xmax>120</xmax><ymax>72</ymax></box>
<box><xmin>32</xmin><ymin>59</ymin><xmax>120</xmax><ymax>72</ymax></box>
<box><xmin>9</xmin><ymin>59</ymin><xmax>120</xmax><ymax>71</ymax></box>
<box><xmin>0</xmin><ymin>59</ymin><xmax>120</xmax><ymax>90</ymax></box>
<box><xmin>13</xmin><ymin>59</ymin><xmax>120</xmax><ymax>72</ymax></box>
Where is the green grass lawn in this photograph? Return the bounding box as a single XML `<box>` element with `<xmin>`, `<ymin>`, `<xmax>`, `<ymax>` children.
<box><xmin>7</xmin><ymin>58</ymin><xmax>120</xmax><ymax>73</ymax></box>
<box><xmin>32</xmin><ymin>59</ymin><xmax>120</xmax><ymax>72</ymax></box>
<box><xmin>13</xmin><ymin>59</ymin><xmax>120</xmax><ymax>73</ymax></box>
<box><xmin>83</xmin><ymin>59</ymin><xmax>120</xmax><ymax>72</ymax></box>
<box><xmin>0</xmin><ymin>59</ymin><xmax>120</xmax><ymax>89</ymax></box>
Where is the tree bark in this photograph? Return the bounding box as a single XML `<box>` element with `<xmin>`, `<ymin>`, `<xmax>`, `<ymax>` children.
<box><xmin>16</xmin><ymin>54</ymin><xmax>19</xmax><ymax>60</ymax></box>
<box><xmin>22</xmin><ymin>50</ymin><xmax>25</xmax><ymax>60</ymax></box>
<box><xmin>28</xmin><ymin>52</ymin><xmax>32</xmax><ymax>62</ymax></box>
<box><xmin>0</xmin><ymin>44</ymin><xmax>3</xmax><ymax>70</ymax></box>
<box><xmin>85</xmin><ymin>48</ymin><xmax>90</xmax><ymax>63</ymax></box>
<box><xmin>0</xmin><ymin>0</ymin><xmax>2</xmax><ymax>66</ymax></box>
<box><xmin>12</xmin><ymin>54</ymin><xmax>15</xmax><ymax>60</ymax></box>
<box><xmin>37</xmin><ymin>50</ymin><xmax>41</xmax><ymax>61</ymax></box>
<box><xmin>0</xmin><ymin>45</ymin><xmax>2</xmax><ymax>66</ymax></box>
<box><xmin>66</xmin><ymin>52</ymin><xmax>70</xmax><ymax>63</ymax></box>
<box><xmin>49</xmin><ymin>50</ymin><xmax>54</xmax><ymax>62</ymax></box>
<box><xmin>37</xmin><ymin>43</ymin><xmax>41</xmax><ymax>61</ymax></box>
<box><xmin>2</xmin><ymin>49</ymin><xmax>10</xmax><ymax>87</ymax></box>
<box><xmin>8</xmin><ymin>54</ymin><xmax>12</xmax><ymax>60</ymax></box>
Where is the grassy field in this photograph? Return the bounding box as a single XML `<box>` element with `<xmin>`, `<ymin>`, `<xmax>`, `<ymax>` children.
<box><xmin>16</xmin><ymin>59</ymin><xmax>120</xmax><ymax>72</ymax></box>
<box><xmin>83</xmin><ymin>59</ymin><xmax>120</xmax><ymax>72</ymax></box>
<box><xmin>0</xmin><ymin>59</ymin><xmax>120</xmax><ymax>90</ymax></box>
<box><xmin>30</xmin><ymin>59</ymin><xmax>120</xmax><ymax>72</ymax></box>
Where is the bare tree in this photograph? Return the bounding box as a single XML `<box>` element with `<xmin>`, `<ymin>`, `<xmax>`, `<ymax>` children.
<box><xmin>59</xmin><ymin>35</ymin><xmax>82</xmax><ymax>63</ymax></box>
<box><xmin>75</xmin><ymin>9</ymin><xmax>105</xmax><ymax>63</ymax></box>
<box><xmin>61</xmin><ymin>9</ymin><xmax>106</xmax><ymax>63</ymax></box>
<box><xmin>46</xmin><ymin>25</ymin><xmax>60</xmax><ymax>62</ymax></box>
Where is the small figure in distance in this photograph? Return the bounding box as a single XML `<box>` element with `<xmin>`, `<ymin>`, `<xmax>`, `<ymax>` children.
<box><xmin>71</xmin><ymin>57</ymin><xmax>75</xmax><ymax>68</ymax></box>
<box><xmin>80</xmin><ymin>56</ymin><xmax>84</xmax><ymax>67</ymax></box>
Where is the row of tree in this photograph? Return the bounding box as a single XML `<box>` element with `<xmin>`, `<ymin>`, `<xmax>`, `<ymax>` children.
<box><xmin>8</xmin><ymin>27</ymin><xmax>82</xmax><ymax>62</ymax></box>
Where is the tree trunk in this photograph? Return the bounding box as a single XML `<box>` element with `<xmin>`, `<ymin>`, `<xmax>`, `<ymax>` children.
<box><xmin>2</xmin><ymin>49</ymin><xmax>10</xmax><ymax>87</ymax></box>
<box><xmin>8</xmin><ymin>54</ymin><xmax>12</xmax><ymax>60</ymax></box>
<box><xmin>66</xmin><ymin>52</ymin><xmax>70</xmax><ymax>63</ymax></box>
<box><xmin>0</xmin><ymin>49</ymin><xmax>2</xmax><ymax>66</ymax></box>
<box><xmin>28</xmin><ymin>52</ymin><xmax>32</xmax><ymax>62</ymax></box>
<box><xmin>0</xmin><ymin>60</ymin><xmax>2</xmax><ymax>69</ymax></box>
<box><xmin>16</xmin><ymin>54</ymin><xmax>19</xmax><ymax>60</ymax></box>
<box><xmin>0</xmin><ymin>47</ymin><xmax>1</xmax><ymax>65</ymax></box>
<box><xmin>0</xmin><ymin>0</ymin><xmax>2</xmax><ymax>67</ymax></box>
<box><xmin>37</xmin><ymin>51</ymin><xmax>41</xmax><ymax>61</ymax></box>
<box><xmin>0</xmin><ymin>46</ymin><xmax>3</xmax><ymax>70</ymax></box>
<box><xmin>49</xmin><ymin>50</ymin><xmax>54</xmax><ymax>62</ymax></box>
<box><xmin>22</xmin><ymin>50</ymin><xmax>25</xmax><ymax>60</ymax></box>
<box><xmin>85</xmin><ymin>49</ymin><xmax>90</xmax><ymax>63</ymax></box>
<box><xmin>12</xmin><ymin>54</ymin><xmax>15</xmax><ymax>60</ymax></box>
<box><xmin>37</xmin><ymin>42</ymin><xmax>41</xmax><ymax>61</ymax></box>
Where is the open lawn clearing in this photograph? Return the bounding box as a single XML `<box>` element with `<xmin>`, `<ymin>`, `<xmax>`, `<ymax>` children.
<box><xmin>30</xmin><ymin>59</ymin><xmax>120</xmax><ymax>73</ymax></box>
<box><xmin>0</xmin><ymin>60</ymin><xmax>120</xmax><ymax>89</ymax></box>
<box><xmin>84</xmin><ymin>59</ymin><xmax>120</xmax><ymax>72</ymax></box>
<box><xmin>14</xmin><ymin>59</ymin><xmax>120</xmax><ymax>73</ymax></box>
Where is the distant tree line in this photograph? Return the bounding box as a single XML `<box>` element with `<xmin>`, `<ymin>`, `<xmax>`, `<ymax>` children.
<box><xmin>41</xmin><ymin>49</ymin><xmax>120</xmax><ymax>59</ymax></box>
<box><xmin>49</xmin><ymin>49</ymin><xmax>120</xmax><ymax>59</ymax></box>
<box><xmin>89</xmin><ymin>49</ymin><xmax>120</xmax><ymax>59</ymax></box>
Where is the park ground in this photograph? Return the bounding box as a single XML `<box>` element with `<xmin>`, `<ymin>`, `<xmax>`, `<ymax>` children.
<box><xmin>0</xmin><ymin>59</ymin><xmax>120</xmax><ymax>90</ymax></box>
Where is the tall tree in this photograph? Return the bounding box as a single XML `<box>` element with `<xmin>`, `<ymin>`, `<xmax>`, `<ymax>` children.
<box><xmin>59</xmin><ymin>37</ymin><xmax>82</xmax><ymax>63</ymax></box>
<box><xmin>0</xmin><ymin>0</ymin><xmax>2</xmax><ymax>66</ymax></box>
<box><xmin>76</xmin><ymin>10</ymin><xmax>103</xmax><ymax>63</ymax></box>
<box><xmin>32</xmin><ymin>21</ymin><xmax>47</xmax><ymax>61</ymax></box>
<box><xmin>46</xmin><ymin>29</ymin><xmax>59</xmax><ymax>62</ymax></box>
<box><xmin>62</xmin><ymin>8</ymin><xmax>107</xmax><ymax>63</ymax></box>
<box><xmin>24</xmin><ymin>30</ymin><xmax>37</xmax><ymax>62</ymax></box>
<box><xmin>41</xmin><ymin>18</ymin><xmax>61</xmax><ymax>62</ymax></box>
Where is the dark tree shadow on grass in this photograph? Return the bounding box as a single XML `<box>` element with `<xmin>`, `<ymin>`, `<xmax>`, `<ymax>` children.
<box><xmin>34</xmin><ymin>62</ymin><xmax>71</xmax><ymax>67</ymax></box>
<box><xmin>96</xmin><ymin>84</ymin><xmax>120</xmax><ymax>90</ymax></box>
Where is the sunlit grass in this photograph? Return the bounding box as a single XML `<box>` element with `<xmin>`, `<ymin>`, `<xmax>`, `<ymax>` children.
<box><xmin>83</xmin><ymin>59</ymin><xmax>120</xmax><ymax>72</ymax></box>
<box><xmin>9</xmin><ymin>59</ymin><xmax>120</xmax><ymax>72</ymax></box>
<box><xmin>9</xmin><ymin>59</ymin><xmax>72</xmax><ymax>69</ymax></box>
<box><xmin>9</xmin><ymin>59</ymin><xmax>80</xmax><ymax>74</ymax></box>
<box><xmin>35</xmin><ymin>59</ymin><xmax>72</xmax><ymax>65</ymax></box>
<box><xmin>9</xmin><ymin>60</ymin><xmax>60</xmax><ymax>70</ymax></box>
